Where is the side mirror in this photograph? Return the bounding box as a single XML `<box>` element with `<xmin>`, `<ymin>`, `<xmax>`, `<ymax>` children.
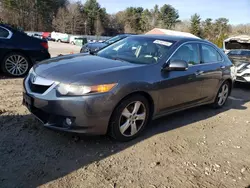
<box><xmin>163</xmin><ymin>60</ymin><xmax>188</xmax><ymax>71</ymax></box>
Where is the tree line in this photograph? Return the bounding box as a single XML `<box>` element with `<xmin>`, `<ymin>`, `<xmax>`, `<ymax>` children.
<box><xmin>1</xmin><ymin>0</ymin><xmax>249</xmax><ymax>47</ymax></box>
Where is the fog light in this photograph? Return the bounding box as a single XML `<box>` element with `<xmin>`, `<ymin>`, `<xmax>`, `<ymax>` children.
<box><xmin>65</xmin><ymin>118</ymin><xmax>73</xmax><ymax>126</ymax></box>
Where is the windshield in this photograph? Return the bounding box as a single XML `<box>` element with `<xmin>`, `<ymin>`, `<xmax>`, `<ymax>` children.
<box><xmin>97</xmin><ymin>37</ymin><xmax>175</xmax><ymax>64</ymax></box>
<box><xmin>105</xmin><ymin>35</ymin><xmax>124</xmax><ymax>44</ymax></box>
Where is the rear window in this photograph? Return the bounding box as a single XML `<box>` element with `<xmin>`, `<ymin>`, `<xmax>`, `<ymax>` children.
<box><xmin>0</xmin><ymin>27</ymin><xmax>10</xmax><ymax>38</ymax></box>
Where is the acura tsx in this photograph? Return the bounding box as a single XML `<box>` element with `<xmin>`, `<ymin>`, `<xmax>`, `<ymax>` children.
<box><xmin>23</xmin><ymin>35</ymin><xmax>234</xmax><ymax>141</ymax></box>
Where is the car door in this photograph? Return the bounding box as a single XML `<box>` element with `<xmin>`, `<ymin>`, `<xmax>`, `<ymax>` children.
<box><xmin>198</xmin><ymin>43</ymin><xmax>224</xmax><ymax>101</ymax></box>
<box><xmin>159</xmin><ymin>42</ymin><xmax>204</xmax><ymax>113</ymax></box>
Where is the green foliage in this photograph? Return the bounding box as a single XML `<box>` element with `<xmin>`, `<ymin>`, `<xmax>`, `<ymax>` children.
<box><xmin>190</xmin><ymin>13</ymin><xmax>202</xmax><ymax>37</ymax></box>
<box><xmin>159</xmin><ymin>4</ymin><xmax>179</xmax><ymax>29</ymax></box>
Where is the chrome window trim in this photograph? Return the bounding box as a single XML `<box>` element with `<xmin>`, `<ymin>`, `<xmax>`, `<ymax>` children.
<box><xmin>166</xmin><ymin>41</ymin><xmax>224</xmax><ymax>67</ymax></box>
<box><xmin>0</xmin><ymin>26</ymin><xmax>13</xmax><ymax>39</ymax></box>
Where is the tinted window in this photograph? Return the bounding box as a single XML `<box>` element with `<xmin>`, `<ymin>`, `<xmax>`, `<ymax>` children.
<box><xmin>171</xmin><ymin>43</ymin><xmax>200</xmax><ymax>66</ymax></box>
<box><xmin>202</xmin><ymin>44</ymin><xmax>222</xmax><ymax>63</ymax></box>
<box><xmin>0</xmin><ymin>27</ymin><xmax>10</xmax><ymax>38</ymax></box>
<box><xmin>98</xmin><ymin>37</ymin><xmax>175</xmax><ymax>64</ymax></box>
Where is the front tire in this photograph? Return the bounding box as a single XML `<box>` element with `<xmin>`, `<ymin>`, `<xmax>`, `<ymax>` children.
<box><xmin>1</xmin><ymin>52</ymin><xmax>31</xmax><ymax>77</ymax></box>
<box><xmin>109</xmin><ymin>95</ymin><xmax>151</xmax><ymax>142</ymax></box>
<box><xmin>212</xmin><ymin>81</ymin><xmax>230</xmax><ymax>108</ymax></box>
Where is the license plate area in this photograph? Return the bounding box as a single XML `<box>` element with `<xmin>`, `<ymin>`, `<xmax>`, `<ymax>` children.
<box><xmin>23</xmin><ymin>93</ymin><xmax>34</xmax><ymax>109</ymax></box>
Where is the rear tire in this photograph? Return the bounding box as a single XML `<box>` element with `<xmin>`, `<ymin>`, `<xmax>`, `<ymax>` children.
<box><xmin>1</xmin><ymin>52</ymin><xmax>31</xmax><ymax>77</ymax></box>
<box><xmin>212</xmin><ymin>81</ymin><xmax>230</xmax><ymax>108</ymax></box>
<box><xmin>109</xmin><ymin>95</ymin><xmax>151</xmax><ymax>142</ymax></box>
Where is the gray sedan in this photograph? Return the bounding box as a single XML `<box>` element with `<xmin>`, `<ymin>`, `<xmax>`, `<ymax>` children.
<box><xmin>23</xmin><ymin>35</ymin><xmax>234</xmax><ymax>141</ymax></box>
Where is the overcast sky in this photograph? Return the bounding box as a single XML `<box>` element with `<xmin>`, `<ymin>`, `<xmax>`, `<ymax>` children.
<box><xmin>78</xmin><ymin>0</ymin><xmax>250</xmax><ymax>25</ymax></box>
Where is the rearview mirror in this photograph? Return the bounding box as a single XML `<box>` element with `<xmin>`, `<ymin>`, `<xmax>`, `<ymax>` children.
<box><xmin>163</xmin><ymin>60</ymin><xmax>188</xmax><ymax>71</ymax></box>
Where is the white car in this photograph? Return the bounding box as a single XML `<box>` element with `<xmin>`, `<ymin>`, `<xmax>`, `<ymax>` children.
<box><xmin>51</xmin><ymin>31</ymin><xmax>69</xmax><ymax>43</ymax></box>
<box><xmin>227</xmin><ymin>50</ymin><xmax>250</xmax><ymax>82</ymax></box>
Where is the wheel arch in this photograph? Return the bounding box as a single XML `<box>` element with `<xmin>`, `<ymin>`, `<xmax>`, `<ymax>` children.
<box><xmin>108</xmin><ymin>91</ymin><xmax>155</xmax><ymax>128</ymax></box>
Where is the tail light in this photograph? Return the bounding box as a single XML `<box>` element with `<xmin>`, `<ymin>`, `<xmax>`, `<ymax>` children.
<box><xmin>41</xmin><ymin>42</ymin><xmax>48</xmax><ymax>49</ymax></box>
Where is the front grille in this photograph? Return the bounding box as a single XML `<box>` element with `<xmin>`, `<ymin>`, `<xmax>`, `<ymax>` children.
<box><xmin>28</xmin><ymin>79</ymin><xmax>51</xmax><ymax>94</ymax></box>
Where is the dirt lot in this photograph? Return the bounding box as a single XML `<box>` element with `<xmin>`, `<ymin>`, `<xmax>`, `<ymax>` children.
<box><xmin>48</xmin><ymin>41</ymin><xmax>81</xmax><ymax>57</ymax></box>
<box><xmin>1</xmin><ymin>43</ymin><xmax>250</xmax><ymax>188</ymax></box>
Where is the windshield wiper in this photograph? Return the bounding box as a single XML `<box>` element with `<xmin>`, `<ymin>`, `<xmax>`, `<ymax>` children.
<box><xmin>112</xmin><ymin>57</ymin><xmax>129</xmax><ymax>63</ymax></box>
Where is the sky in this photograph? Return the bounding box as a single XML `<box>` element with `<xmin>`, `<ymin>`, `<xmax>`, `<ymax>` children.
<box><xmin>80</xmin><ymin>0</ymin><xmax>250</xmax><ymax>25</ymax></box>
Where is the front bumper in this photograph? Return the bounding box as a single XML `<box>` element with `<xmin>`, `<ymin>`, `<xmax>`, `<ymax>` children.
<box><xmin>22</xmin><ymin>75</ymin><xmax>117</xmax><ymax>135</ymax></box>
<box><xmin>236</xmin><ymin>68</ymin><xmax>250</xmax><ymax>83</ymax></box>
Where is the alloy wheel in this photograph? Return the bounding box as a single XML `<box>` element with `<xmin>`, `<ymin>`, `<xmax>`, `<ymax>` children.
<box><xmin>5</xmin><ymin>55</ymin><xmax>29</xmax><ymax>76</ymax></box>
<box><xmin>217</xmin><ymin>83</ymin><xmax>229</xmax><ymax>106</ymax></box>
<box><xmin>119</xmin><ymin>101</ymin><xmax>147</xmax><ymax>137</ymax></box>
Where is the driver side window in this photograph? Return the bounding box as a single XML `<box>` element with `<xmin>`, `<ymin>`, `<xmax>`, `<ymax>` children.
<box><xmin>170</xmin><ymin>43</ymin><xmax>200</xmax><ymax>66</ymax></box>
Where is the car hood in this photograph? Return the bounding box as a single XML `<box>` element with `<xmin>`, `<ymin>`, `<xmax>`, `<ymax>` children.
<box><xmin>33</xmin><ymin>54</ymin><xmax>138</xmax><ymax>84</ymax></box>
<box><xmin>87</xmin><ymin>42</ymin><xmax>107</xmax><ymax>49</ymax></box>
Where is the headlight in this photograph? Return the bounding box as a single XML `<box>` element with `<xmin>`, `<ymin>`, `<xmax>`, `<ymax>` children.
<box><xmin>57</xmin><ymin>83</ymin><xmax>117</xmax><ymax>96</ymax></box>
<box><xmin>29</xmin><ymin>67</ymin><xmax>34</xmax><ymax>74</ymax></box>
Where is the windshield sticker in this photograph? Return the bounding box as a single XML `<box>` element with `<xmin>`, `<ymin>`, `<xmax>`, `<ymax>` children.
<box><xmin>153</xmin><ymin>40</ymin><xmax>172</xmax><ymax>46</ymax></box>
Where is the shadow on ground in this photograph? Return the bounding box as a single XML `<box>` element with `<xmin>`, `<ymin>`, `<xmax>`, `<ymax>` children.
<box><xmin>0</xmin><ymin>85</ymin><xmax>249</xmax><ymax>187</ymax></box>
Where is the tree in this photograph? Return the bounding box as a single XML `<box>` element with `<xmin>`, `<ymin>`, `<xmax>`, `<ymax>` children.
<box><xmin>140</xmin><ymin>9</ymin><xmax>153</xmax><ymax>33</ymax></box>
<box><xmin>202</xmin><ymin>18</ymin><xmax>213</xmax><ymax>40</ymax></box>
<box><xmin>190</xmin><ymin>13</ymin><xmax>202</xmax><ymax>37</ymax></box>
<box><xmin>174</xmin><ymin>20</ymin><xmax>190</xmax><ymax>32</ymax></box>
<box><xmin>52</xmin><ymin>7</ymin><xmax>68</xmax><ymax>33</ymax></box>
<box><xmin>83</xmin><ymin>0</ymin><xmax>106</xmax><ymax>35</ymax></box>
<box><xmin>159</xmin><ymin>4</ymin><xmax>179</xmax><ymax>29</ymax></box>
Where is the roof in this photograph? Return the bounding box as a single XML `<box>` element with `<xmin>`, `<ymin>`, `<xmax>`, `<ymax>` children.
<box><xmin>145</xmin><ymin>28</ymin><xmax>200</xmax><ymax>39</ymax></box>
<box><xmin>134</xmin><ymin>34</ymin><xmax>202</xmax><ymax>42</ymax></box>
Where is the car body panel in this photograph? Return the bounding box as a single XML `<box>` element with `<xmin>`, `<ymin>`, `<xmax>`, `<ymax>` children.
<box><xmin>227</xmin><ymin>50</ymin><xmax>250</xmax><ymax>82</ymax></box>
<box><xmin>23</xmin><ymin>35</ymin><xmax>234</xmax><ymax>135</ymax></box>
<box><xmin>0</xmin><ymin>24</ymin><xmax>50</xmax><ymax>65</ymax></box>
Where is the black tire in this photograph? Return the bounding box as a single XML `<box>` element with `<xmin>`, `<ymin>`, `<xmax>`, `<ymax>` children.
<box><xmin>212</xmin><ymin>81</ymin><xmax>230</xmax><ymax>108</ymax></box>
<box><xmin>71</xmin><ymin>41</ymin><xmax>75</xmax><ymax>45</ymax></box>
<box><xmin>109</xmin><ymin>95</ymin><xmax>151</xmax><ymax>142</ymax></box>
<box><xmin>1</xmin><ymin>52</ymin><xmax>31</xmax><ymax>77</ymax></box>
<box><xmin>57</xmin><ymin>39</ymin><xmax>62</xmax><ymax>43</ymax></box>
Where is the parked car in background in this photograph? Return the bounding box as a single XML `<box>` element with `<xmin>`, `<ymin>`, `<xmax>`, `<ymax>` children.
<box><xmin>32</xmin><ymin>33</ymin><xmax>43</xmax><ymax>39</ymax></box>
<box><xmin>51</xmin><ymin>31</ymin><xmax>69</xmax><ymax>43</ymax></box>
<box><xmin>69</xmin><ymin>35</ymin><xmax>81</xmax><ymax>45</ymax></box>
<box><xmin>23</xmin><ymin>35</ymin><xmax>234</xmax><ymax>141</ymax></box>
<box><xmin>227</xmin><ymin>49</ymin><xmax>250</xmax><ymax>82</ymax></box>
<box><xmin>0</xmin><ymin>24</ymin><xmax>50</xmax><ymax>77</ymax></box>
<box><xmin>223</xmin><ymin>35</ymin><xmax>250</xmax><ymax>54</ymax></box>
<box><xmin>80</xmin><ymin>34</ymin><xmax>133</xmax><ymax>53</ymax></box>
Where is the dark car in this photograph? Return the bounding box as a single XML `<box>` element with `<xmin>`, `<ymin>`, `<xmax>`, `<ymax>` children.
<box><xmin>0</xmin><ymin>24</ymin><xmax>51</xmax><ymax>77</ymax></box>
<box><xmin>23</xmin><ymin>35</ymin><xmax>234</xmax><ymax>141</ymax></box>
<box><xmin>227</xmin><ymin>49</ymin><xmax>250</xmax><ymax>82</ymax></box>
<box><xmin>80</xmin><ymin>34</ymin><xmax>132</xmax><ymax>53</ymax></box>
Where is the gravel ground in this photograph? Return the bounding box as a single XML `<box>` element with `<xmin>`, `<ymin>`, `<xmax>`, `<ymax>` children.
<box><xmin>48</xmin><ymin>41</ymin><xmax>81</xmax><ymax>57</ymax></box>
<box><xmin>0</xmin><ymin>43</ymin><xmax>250</xmax><ymax>188</ymax></box>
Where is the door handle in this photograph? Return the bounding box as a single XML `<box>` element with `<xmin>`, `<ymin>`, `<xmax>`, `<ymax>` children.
<box><xmin>195</xmin><ymin>70</ymin><xmax>204</xmax><ymax>76</ymax></box>
<box><xmin>220</xmin><ymin>66</ymin><xmax>226</xmax><ymax>69</ymax></box>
